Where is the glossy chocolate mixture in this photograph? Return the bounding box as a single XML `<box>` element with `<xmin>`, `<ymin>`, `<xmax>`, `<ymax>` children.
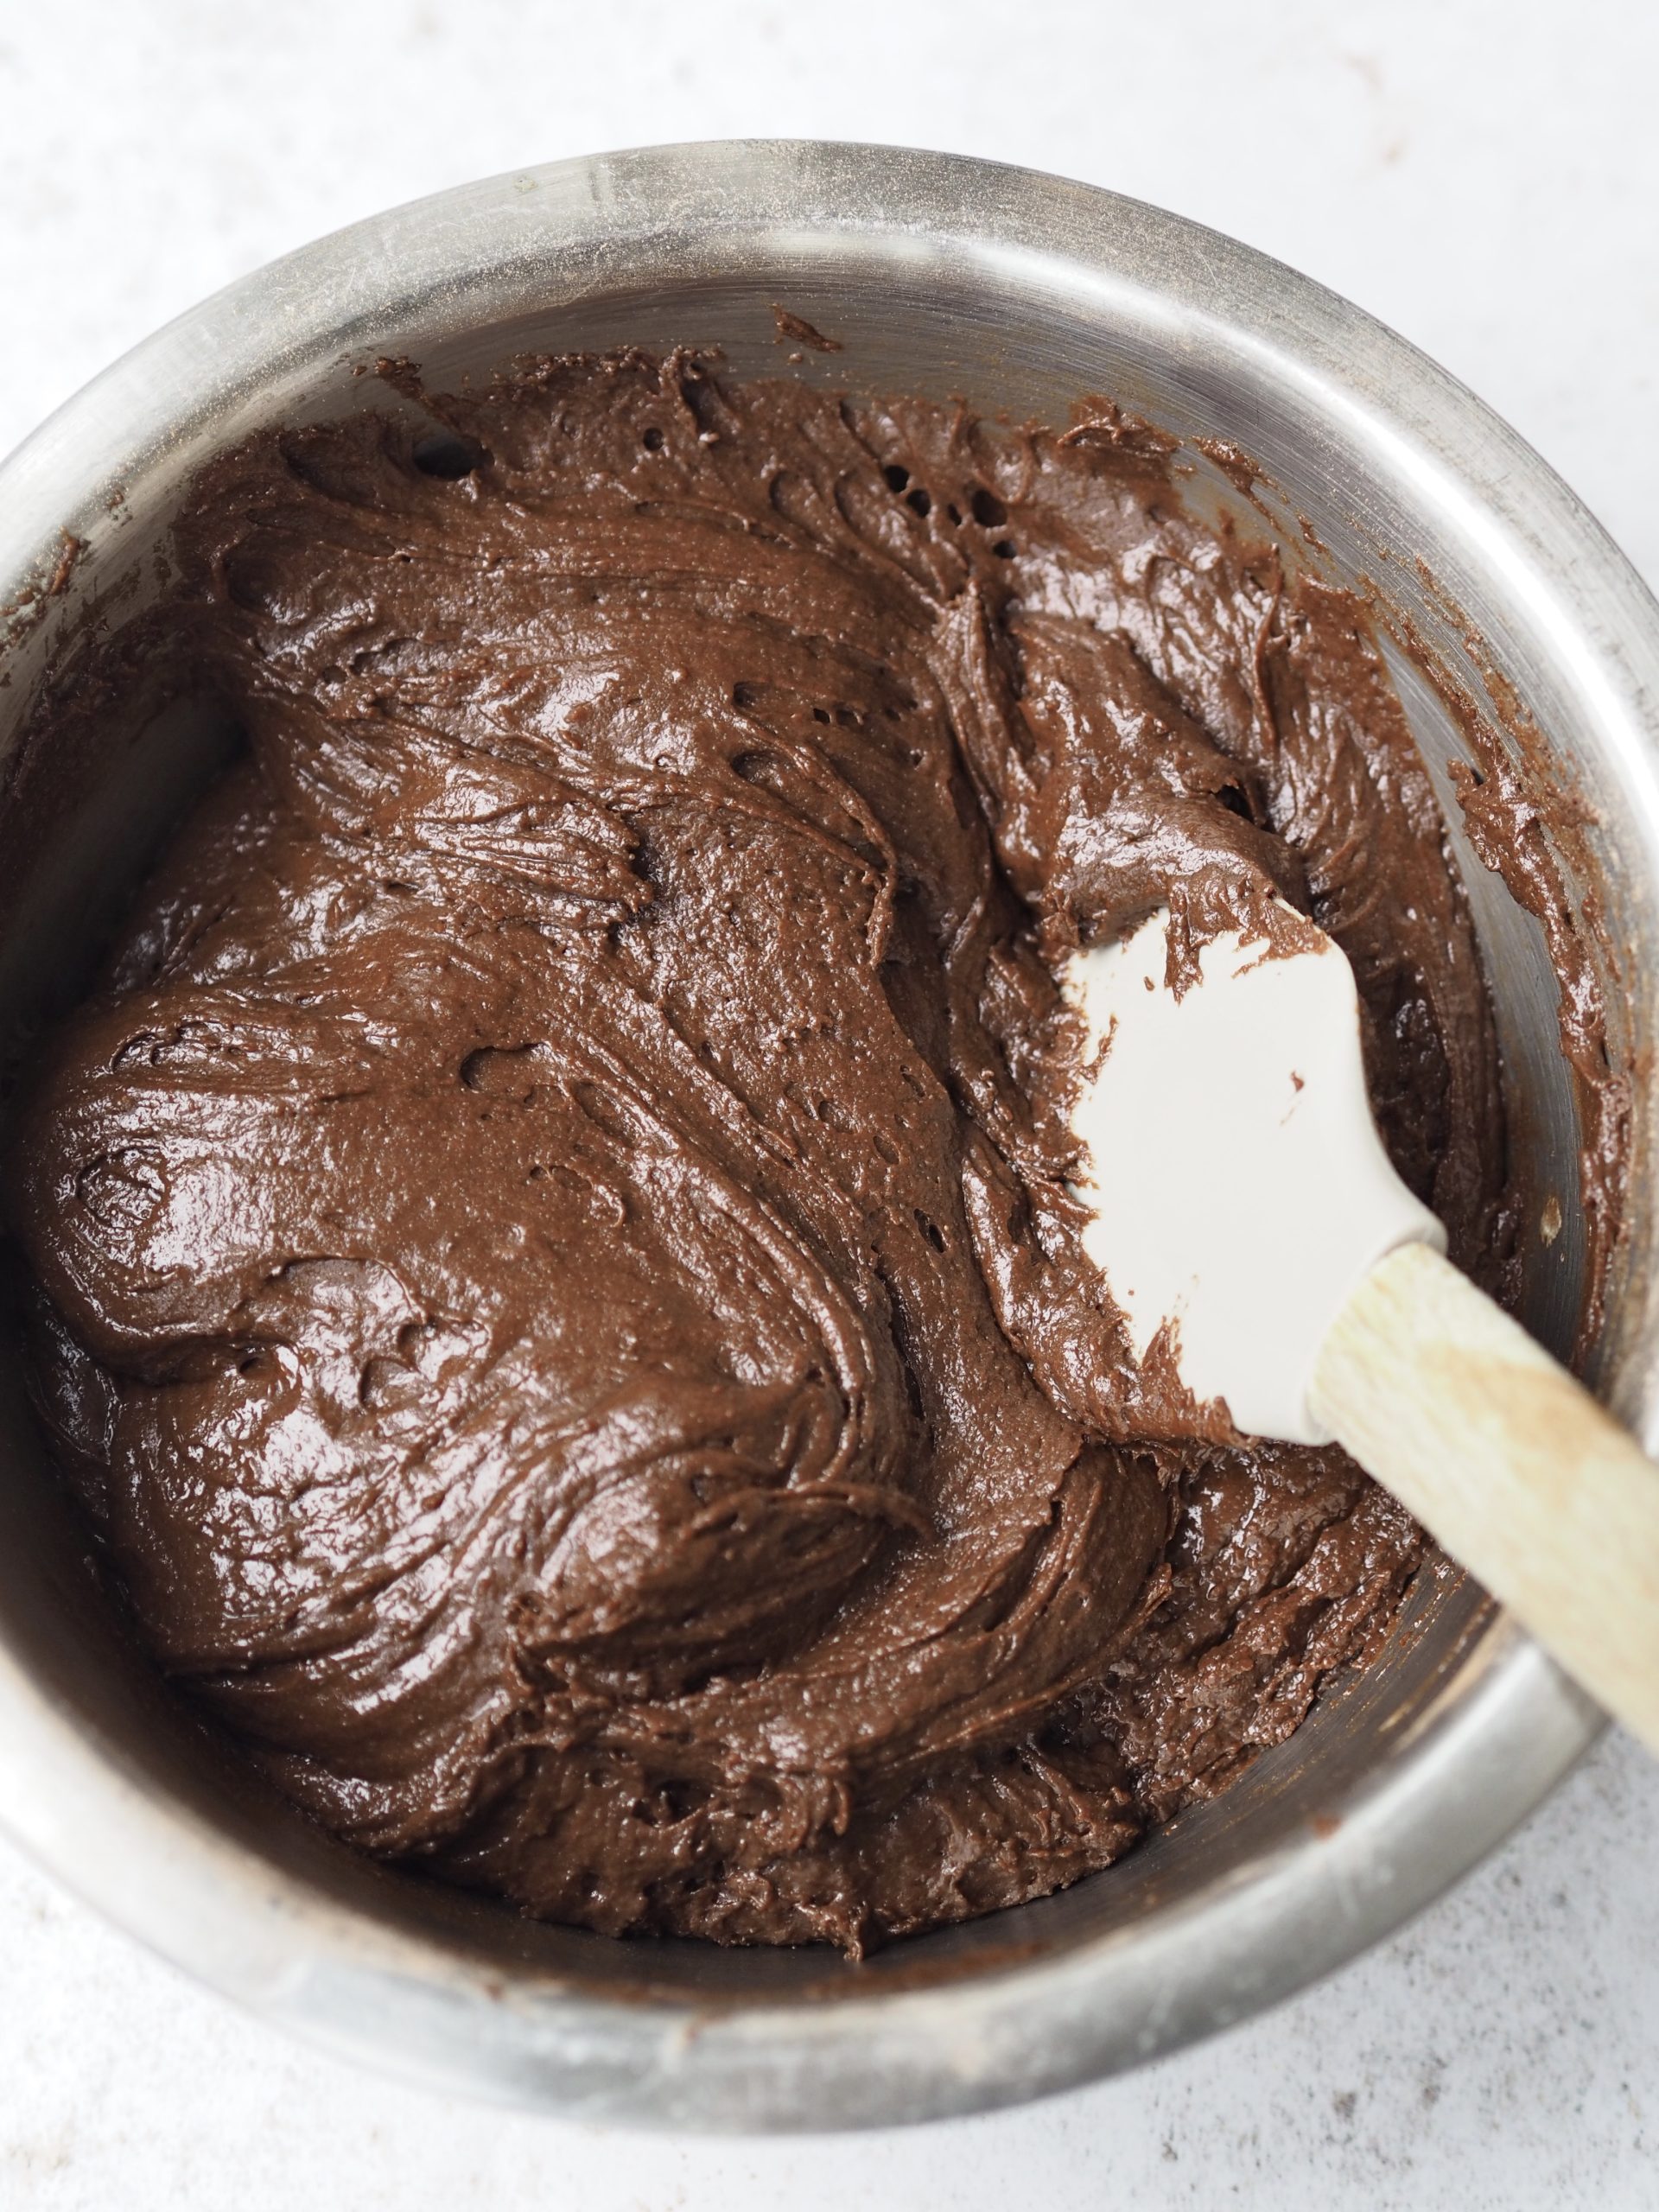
<box><xmin>7</xmin><ymin>352</ymin><xmax>1513</xmax><ymax>1952</ymax></box>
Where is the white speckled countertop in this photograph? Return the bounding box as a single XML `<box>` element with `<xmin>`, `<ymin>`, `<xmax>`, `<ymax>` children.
<box><xmin>3</xmin><ymin>2</ymin><xmax>1657</xmax><ymax>2202</ymax></box>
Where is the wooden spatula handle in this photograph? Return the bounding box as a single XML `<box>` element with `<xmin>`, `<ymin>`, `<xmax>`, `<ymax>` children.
<box><xmin>1310</xmin><ymin>1240</ymin><xmax>1659</xmax><ymax>1751</ymax></box>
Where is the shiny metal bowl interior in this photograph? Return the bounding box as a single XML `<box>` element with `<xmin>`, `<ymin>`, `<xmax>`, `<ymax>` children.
<box><xmin>0</xmin><ymin>141</ymin><xmax>1656</xmax><ymax>2131</ymax></box>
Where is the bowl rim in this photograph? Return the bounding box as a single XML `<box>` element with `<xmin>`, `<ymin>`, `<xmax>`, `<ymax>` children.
<box><xmin>0</xmin><ymin>137</ymin><xmax>1644</xmax><ymax>2130</ymax></box>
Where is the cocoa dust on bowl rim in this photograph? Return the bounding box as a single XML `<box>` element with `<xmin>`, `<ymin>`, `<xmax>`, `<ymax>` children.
<box><xmin>0</xmin><ymin>140</ymin><xmax>1654</xmax><ymax>2130</ymax></box>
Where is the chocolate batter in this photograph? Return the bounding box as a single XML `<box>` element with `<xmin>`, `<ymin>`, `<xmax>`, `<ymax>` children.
<box><xmin>6</xmin><ymin>351</ymin><xmax>1512</xmax><ymax>1952</ymax></box>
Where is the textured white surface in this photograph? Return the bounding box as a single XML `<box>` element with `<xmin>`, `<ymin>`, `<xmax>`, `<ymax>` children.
<box><xmin>3</xmin><ymin>0</ymin><xmax>1658</xmax><ymax>2202</ymax></box>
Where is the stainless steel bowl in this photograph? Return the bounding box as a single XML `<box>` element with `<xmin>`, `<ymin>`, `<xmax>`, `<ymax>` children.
<box><xmin>1</xmin><ymin>140</ymin><xmax>1655</xmax><ymax>2132</ymax></box>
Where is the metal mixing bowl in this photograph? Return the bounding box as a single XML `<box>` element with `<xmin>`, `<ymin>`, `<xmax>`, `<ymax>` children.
<box><xmin>1</xmin><ymin>141</ymin><xmax>1655</xmax><ymax>2131</ymax></box>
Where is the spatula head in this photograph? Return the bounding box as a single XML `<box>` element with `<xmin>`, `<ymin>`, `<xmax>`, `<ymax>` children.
<box><xmin>1065</xmin><ymin>906</ymin><xmax>1445</xmax><ymax>1444</ymax></box>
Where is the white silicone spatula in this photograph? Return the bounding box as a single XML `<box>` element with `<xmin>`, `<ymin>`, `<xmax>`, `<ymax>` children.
<box><xmin>1066</xmin><ymin>905</ymin><xmax>1659</xmax><ymax>1751</ymax></box>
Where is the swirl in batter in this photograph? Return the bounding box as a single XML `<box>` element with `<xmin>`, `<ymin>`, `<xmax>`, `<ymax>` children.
<box><xmin>8</xmin><ymin>352</ymin><xmax>1509</xmax><ymax>1950</ymax></box>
